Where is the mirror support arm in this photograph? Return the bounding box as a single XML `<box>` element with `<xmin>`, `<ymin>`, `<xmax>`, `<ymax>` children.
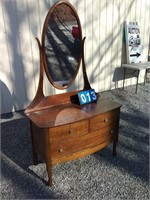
<box><xmin>25</xmin><ymin>38</ymin><xmax>45</xmax><ymax>113</ymax></box>
<box><xmin>82</xmin><ymin>37</ymin><xmax>92</xmax><ymax>90</ymax></box>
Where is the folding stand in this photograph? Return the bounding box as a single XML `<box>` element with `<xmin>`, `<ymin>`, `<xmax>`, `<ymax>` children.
<box><xmin>122</xmin><ymin>21</ymin><xmax>150</xmax><ymax>93</ymax></box>
<box><xmin>122</xmin><ymin>62</ymin><xmax>150</xmax><ymax>93</ymax></box>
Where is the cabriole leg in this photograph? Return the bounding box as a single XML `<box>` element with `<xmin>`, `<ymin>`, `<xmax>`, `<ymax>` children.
<box><xmin>46</xmin><ymin>164</ymin><xmax>52</xmax><ymax>186</ymax></box>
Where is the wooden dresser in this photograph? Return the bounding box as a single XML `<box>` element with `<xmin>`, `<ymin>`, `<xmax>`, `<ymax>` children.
<box><xmin>25</xmin><ymin>1</ymin><xmax>122</xmax><ymax>186</ymax></box>
<box><xmin>26</xmin><ymin>92</ymin><xmax>121</xmax><ymax>186</ymax></box>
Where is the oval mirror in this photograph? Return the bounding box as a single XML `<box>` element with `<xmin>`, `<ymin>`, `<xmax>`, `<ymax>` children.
<box><xmin>42</xmin><ymin>1</ymin><xmax>82</xmax><ymax>89</ymax></box>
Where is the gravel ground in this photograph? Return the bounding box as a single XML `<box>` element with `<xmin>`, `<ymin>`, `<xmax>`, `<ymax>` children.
<box><xmin>1</xmin><ymin>84</ymin><xmax>149</xmax><ymax>199</ymax></box>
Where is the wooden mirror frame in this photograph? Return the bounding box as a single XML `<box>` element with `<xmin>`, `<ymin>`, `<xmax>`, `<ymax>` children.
<box><xmin>42</xmin><ymin>0</ymin><xmax>83</xmax><ymax>89</ymax></box>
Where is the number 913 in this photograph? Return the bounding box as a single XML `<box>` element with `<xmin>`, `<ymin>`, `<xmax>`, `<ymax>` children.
<box><xmin>78</xmin><ymin>89</ymin><xmax>97</xmax><ymax>105</ymax></box>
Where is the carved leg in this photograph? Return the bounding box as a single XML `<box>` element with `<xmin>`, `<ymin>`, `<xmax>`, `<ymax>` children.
<box><xmin>46</xmin><ymin>164</ymin><xmax>52</xmax><ymax>186</ymax></box>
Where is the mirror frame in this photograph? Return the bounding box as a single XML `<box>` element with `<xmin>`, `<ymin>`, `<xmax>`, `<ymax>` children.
<box><xmin>42</xmin><ymin>0</ymin><xmax>83</xmax><ymax>90</ymax></box>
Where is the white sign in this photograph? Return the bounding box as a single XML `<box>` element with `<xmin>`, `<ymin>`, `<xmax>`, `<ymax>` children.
<box><xmin>125</xmin><ymin>21</ymin><xmax>142</xmax><ymax>64</ymax></box>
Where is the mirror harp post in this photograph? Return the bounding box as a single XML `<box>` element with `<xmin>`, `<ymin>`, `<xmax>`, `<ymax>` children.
<box><xmin>81</xmin><ymin>37</ymin><xmax>100</xmax><ymax>98</ymax></box>
<box><xmin>25</xmin><ymin>38</ymin><xmax>45</xmax><ymax>113</ymax></box>
<box><xmin>82</xmin><ymin>37</ymin><xmax>92</xmax><ymax>90</ymax></box>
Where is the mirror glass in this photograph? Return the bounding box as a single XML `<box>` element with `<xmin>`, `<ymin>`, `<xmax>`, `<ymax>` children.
<box><xmin>43</xmin><ymin>2</ymin><xmax>82</xmax><ymax>89</ymax></box>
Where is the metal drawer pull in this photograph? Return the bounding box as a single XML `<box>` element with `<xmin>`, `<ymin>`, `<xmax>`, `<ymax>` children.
<box><xmin>104</xmin><ymin>118</ymin><xmax>108</xmax><ymax>122</ymax></box>
<box><xmin>59</xmin><ymin>148</ymin><xmax>63</xmax><ymax>153</ymax></box>
<box><xmin>110</xmin><ymin>130</ymin><xmax>114</xmax><ymax>134</ymax></box>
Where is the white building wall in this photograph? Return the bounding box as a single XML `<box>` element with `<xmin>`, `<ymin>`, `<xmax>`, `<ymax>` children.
<box><xmin>1</xmin><ymin>0</ymin><xmax>150</xmax><ymax>114</ymax></box>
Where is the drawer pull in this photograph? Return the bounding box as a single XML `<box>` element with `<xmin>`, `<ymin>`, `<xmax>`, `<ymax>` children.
<box><xmin>104</xmin><ymin>118</ymin><xmax>108</xmax><ymax>123</ymax></box>
<box><xmin>69</xmin><ymin>129</ymin><xmax>73</xmax><ymax>134</ymax></box>
<box><xmin>110</xmin><ymin>130</ymin><xmax>114</xmax><ymax>134</ymax></box>
<box><xmin>59</xmin><ymin>148</ymin><xmax>63</xmax><ymax>153</ymax></box>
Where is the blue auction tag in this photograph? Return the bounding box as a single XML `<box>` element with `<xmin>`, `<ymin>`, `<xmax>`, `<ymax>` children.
<box><xmin>78</xmin><ymin>89</ymin><xmax>97</xmax><ymax>105</ymax></box>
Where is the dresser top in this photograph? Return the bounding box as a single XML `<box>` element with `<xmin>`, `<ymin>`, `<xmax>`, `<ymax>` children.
<box><xmin>26</xmin><ymin>99</ymin><xmax>121</xmax><ymax>128</ymax></box>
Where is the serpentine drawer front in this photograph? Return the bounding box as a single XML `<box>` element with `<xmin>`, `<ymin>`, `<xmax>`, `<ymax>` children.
<box><xmin>27</xmin><ymin>99</ymin><xmax>121</xmax><ymax>186</ymax></box>
<box><xmin>50</xmin><ymin>122</ymin><xmax>117</xmax><ymax>160</ymax></box>
<box><xmin>70</xmin><ymin>124</ymin><xmax>117</xmax><ymax>153</ymax></box>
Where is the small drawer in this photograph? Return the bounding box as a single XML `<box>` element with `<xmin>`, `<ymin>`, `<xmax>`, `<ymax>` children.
<box><xmin>51</xmin><ymin>139</ymin><xmax>73</xmax><ymax>159</ymax></box>
<box><xmin>89</xmin><ymin>109</ymin><xmax>119</xmax><ymax>132</ymax></box>
<box><xmin>49</xmin><ymin>120</ymin><xmax>88</xmax><ymax>141</ymax></box>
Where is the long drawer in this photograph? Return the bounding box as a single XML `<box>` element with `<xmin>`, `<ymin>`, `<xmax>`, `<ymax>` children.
<box><xmin>74</xmin><ymin>124</ymin><xmax>117</xmax><ymax>153</ymax></box>
<box><xmin>50</xmin><ymin>124</ymin><xmax>117</xmax><ymax>159</ymax></box>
